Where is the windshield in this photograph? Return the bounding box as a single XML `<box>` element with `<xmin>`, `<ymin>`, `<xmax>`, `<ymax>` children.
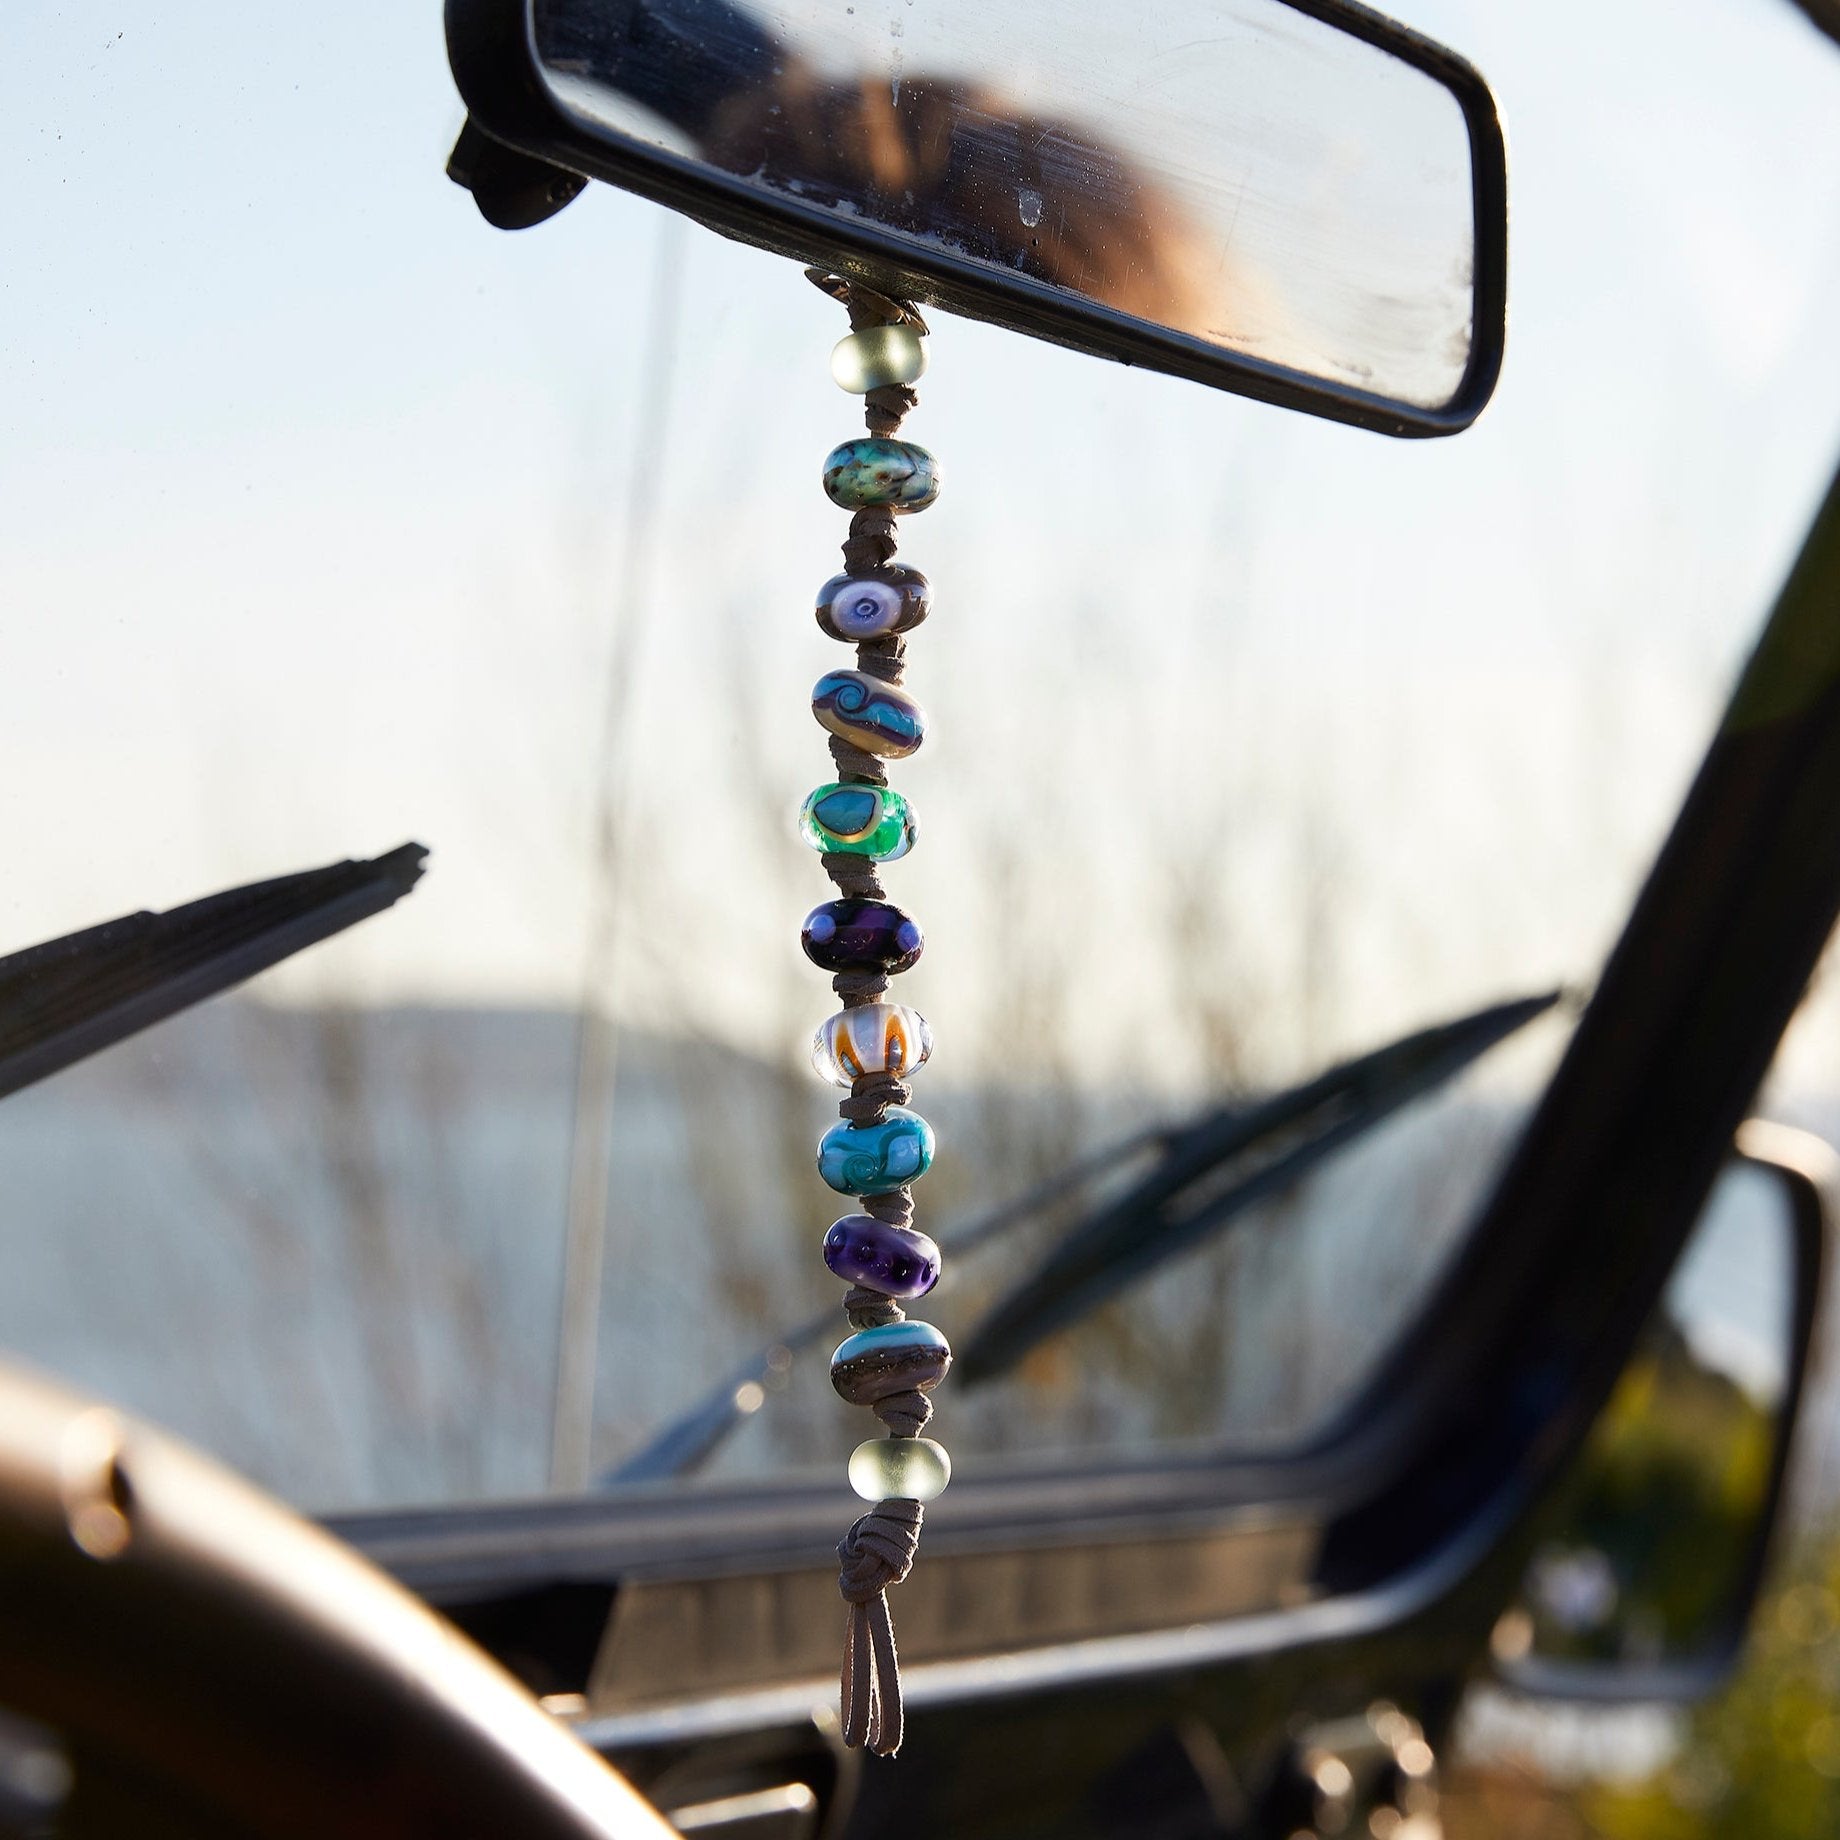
<box><xmin>4</xmin><ymin>0</ymin><xmax>1840</xmax><ymax>1513</ymax></box>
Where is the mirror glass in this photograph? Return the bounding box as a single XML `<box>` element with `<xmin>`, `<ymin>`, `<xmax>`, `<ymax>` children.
<box><xmin>1501</xmin><ymin>1161</ymin><xmax>1797</xmax><ymax>1684</ymax></box>
<box><xmin>531</xmin><ymin>0</ymin><xmax>1485</xmax><ymax>411</ymax></box>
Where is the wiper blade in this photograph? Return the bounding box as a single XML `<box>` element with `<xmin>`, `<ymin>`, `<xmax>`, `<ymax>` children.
<box><xmin>607</xmin><ymin>990</ymin><xmax>1563</xmax><ymax>1485</ymax></box>
<box><xmin>955</xmin><ymin>989</ymin><xmax>1562</xmax><ymax>1382</ymax></box>
<box><xmin>0</xmin><ymin>844</ymin><xmax>427</xmax><ymax>1100</ymax></box>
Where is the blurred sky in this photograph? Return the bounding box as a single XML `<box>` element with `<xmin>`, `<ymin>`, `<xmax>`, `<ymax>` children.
<box><xmin>5</xmin><ymin>0</ymin><xmax>1840</xmax><ymax>1091</ymax></box>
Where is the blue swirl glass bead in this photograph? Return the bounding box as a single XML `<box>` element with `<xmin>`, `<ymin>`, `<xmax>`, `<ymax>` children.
<box><xmin>822</xmin><ymin>1214</ymin><xmax>941</xmax><ymax>1298</ymax></box>
<box><xmin>812</xmin><ymin>670</ymin><xmax>927</xmax><ymax>759</ymax></box>
<box><xmin>849</xmin><ymin>1436</ymin><xmax>951</xmax><ymax>1503</ymax></box>
<box><xmin>801</xmin><ymin>900</ymin><xmax>923</xmax><ymax>975</ymax></box>
<box><xmin>822</xmin><ymin>439</ymin><xmax>940</xmax><ymax>513</ymax></box>
<box><xmin>831</xmin><ymin>324</ymin><xmax>928</xmax><ymax>393</ymax></box>
<box><xmin>799</xmin><ymin>783</ymin><xmax>916</xmax><ymax>860</ymax></box>
<box><xmin>812</xmin><ymin>1003</ymin><xmax>932</xmax><ymax>1084</ymax></box>
<box><xmin>816</xmin><ymin>567</ymin><xmax>930</xmax><ymax>643</ymax></box>
<box><xmin>818</xmin><ymin>1106</ymin><xmax>935</xmax><ymax>1195</ymax></box>
<box><xmin>830</xmin><ymin>1320</ymin><xmax>951</xmax><ymax>1404</ymax></box>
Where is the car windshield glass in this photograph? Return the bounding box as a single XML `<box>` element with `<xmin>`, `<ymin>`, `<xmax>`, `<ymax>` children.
<box><xmin>4</xmin><ymin>1</ymin><xmax>1840</xmax><ymax>1513</ymax></box>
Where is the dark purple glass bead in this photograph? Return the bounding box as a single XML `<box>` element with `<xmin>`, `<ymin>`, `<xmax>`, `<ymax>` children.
<box><xmin>823</xmin><ymin>1214</ymin><xmax>941</xmax><ymax>1299</ymax></box>
<box><xmin>800</xmin><ymin>898</ymin><xmax>924</xmax><ymax>974</ymax></box>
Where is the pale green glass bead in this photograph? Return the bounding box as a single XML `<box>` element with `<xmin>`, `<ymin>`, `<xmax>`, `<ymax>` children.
<box><xmin>848</xmin><ymin>1436</ymin><xmax>952</xmax><ymax>1503</ymax></box>
<box><xmin>831</xmin><ymin>323</ymin><xmax>928</xmax><ymax>393</ymax></box>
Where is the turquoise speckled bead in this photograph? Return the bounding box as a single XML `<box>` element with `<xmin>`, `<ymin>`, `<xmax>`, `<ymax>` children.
<box><xmin>811</xmin><ymin>1002</ymin><xmax>933</xmax><ymax>1086</ymax></box>
<box><xmin>799</xmin><ymin>782</ymin><xmax>916</xmax><ymax>860</ymax></box>
<box><xmin>830</xmin><ymin>1321</ymin><xmax>952</xmax><ymax>1406</ymax></box>
<box><xmin>822</xmin><ymin>439</ymin><xmax>940</xmax><ymax>513</ymax></box>
<box><xmin>818</xmin><ymin>1105</ymin><xmax>935</xmax><ymax>1195</ymax></box>
<box><xmin>812</xmin><ymin>669</ymin><xmax>926</xmax><ymax>759</ymax></box>
<box><xmin>849</xmin><ymin>1436</ymin><xmax>951</xmax><ymax>1503</ymax></box>
<box><xmin>831</xmin><ymin>324</ymin><xmax>928</xmax><ymax>393</ymax></box>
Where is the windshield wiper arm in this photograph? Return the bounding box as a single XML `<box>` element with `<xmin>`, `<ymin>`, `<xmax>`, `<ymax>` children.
<box><xmin>606</xmin><ymin>988</ymin><xmax>1564</xmax><ymax>1484</ymax></box>
<box><xmin>0</xmin><ymin>844</ymin><xmax>427</xmax><ymax>1100</ymax></box>
<box><xmin>955</xmin><ymin>989</ymin><xmax>1563</xmax><ymax>1382</ymax></box>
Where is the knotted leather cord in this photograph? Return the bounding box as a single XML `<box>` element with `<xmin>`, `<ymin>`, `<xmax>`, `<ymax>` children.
<box><xmin>807</xmin><ymin>267</ymin><xmax>939</xmax><ymax>1757</ymax></box>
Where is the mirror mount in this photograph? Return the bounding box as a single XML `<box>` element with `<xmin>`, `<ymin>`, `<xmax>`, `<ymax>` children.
<box><xmin>447</xmin><ymin>115</ymin><xmax>588</xmax><ymax>230</ymax></box>
<box><xmin>445</xmin><ymin>0</ymin><xmax>1508</xmax><ymax>437</ymax></box>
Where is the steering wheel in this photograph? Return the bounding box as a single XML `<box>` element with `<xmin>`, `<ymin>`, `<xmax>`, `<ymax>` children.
<box><xmin>0</xmin><ymin>1363</ymin><xmax>677</xmax><ymax>1838</ymax></box>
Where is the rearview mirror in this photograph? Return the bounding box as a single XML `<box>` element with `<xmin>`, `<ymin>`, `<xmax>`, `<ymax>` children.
<box><xmin>446</xmin><ymin>0</ymin><xmax>1507</xmax><ymax>436</ymax></box>
<box><xmin>1493</xmin><ymin>1123</ymin><xmax>1830</xmax><ymax>1701</ymax></box>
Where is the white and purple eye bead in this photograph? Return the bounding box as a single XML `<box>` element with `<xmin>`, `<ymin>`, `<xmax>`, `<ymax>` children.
<box><xmin>823</xmin><ymin>1214</ymin><xmax>941</xmax><ymax>1298</ymax></box>
<box><xmin>815</xmin><ymin>567</ymin><xmax>931</xmax><ymax>643</ymax></box>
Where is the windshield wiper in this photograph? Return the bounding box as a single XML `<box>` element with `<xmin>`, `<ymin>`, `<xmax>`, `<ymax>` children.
<box><xmin>605</xmin><ymin>987</ymin><xmax>1563</xmax><ymax>1484</ymax></box>
<box><xmin>956</xmin><ymin>989</ymin><xmax>1562</xmax><ymax>1381</ymax></box>
<box><xmin>0</xmin><ymin>844</ymin><xmax>427</xmax><ymax>1100</ymax></box>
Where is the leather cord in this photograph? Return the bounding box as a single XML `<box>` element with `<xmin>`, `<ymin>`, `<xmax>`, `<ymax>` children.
<box><xmin>807</xmin><ymin>268</ymin><xmax>938</xmax><ymax>1757</ymax></box>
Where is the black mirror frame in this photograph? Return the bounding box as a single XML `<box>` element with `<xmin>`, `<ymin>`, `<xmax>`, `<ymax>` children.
<box><xmin>1497</xmin><ymin>1119</ymin><xmax>1831</xmax><ymax>1704</ymax></box>
<box><xmin>444</xmin><ymin>0</ymin><xmax>1508</xmax><ymax>439</ymax></box>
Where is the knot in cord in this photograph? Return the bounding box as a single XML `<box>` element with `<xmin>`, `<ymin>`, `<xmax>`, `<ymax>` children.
<box><xmin>837</xmin><ymin>1498</ymin><xmax>923</xmax><ymax>1602</ymax></box>
<box><xmin>843</xmin><ymin>1284</ymin><xmax>905</xmax><ymax>1328</ymax></box>
<box><xmin>837</xmin><ymin>1499</ymin><xmax>925</xmax><ymax>1756</ymax></box>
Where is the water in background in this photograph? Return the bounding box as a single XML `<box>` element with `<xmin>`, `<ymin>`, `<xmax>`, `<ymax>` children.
<box><xmin>0</xmin><ymin>997</ymin><xmax>1570</xmax><ymax>1514</ymax></box>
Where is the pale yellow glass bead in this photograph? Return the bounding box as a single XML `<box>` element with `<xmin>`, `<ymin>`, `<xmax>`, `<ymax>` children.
<box><xmin>831</xmin><ymin>323</ymin><xmax>928</xmax><ymax>393</ymax></box>
<box><xmin>848</xmin><ymin>1435</ymin><xmax>951</xmax><ymax>1503</ymax></box>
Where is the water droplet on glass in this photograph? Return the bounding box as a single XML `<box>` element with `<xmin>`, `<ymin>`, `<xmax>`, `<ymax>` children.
<box><xmin>1018</xmin><ymin>188</ymin><xmax>1043</xmax><ymax>228</ymax></box>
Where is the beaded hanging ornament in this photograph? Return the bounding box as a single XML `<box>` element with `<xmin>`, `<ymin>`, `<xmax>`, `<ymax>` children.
<box><xmin>801</xmin><ymin>270</ymin><xmax>949</xmax><ymax>1759</ymax></box>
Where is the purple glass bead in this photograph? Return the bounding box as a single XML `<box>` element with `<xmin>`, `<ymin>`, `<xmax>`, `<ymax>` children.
<box><xmin>823</xmin><ymin>1214</ymin><xmax>941</xmax><ymax>1299</ymax></box>
<box><xmin>801</xmin><ymin>899</ymin><xmax>924</xmax><ymax>975</ymax></box>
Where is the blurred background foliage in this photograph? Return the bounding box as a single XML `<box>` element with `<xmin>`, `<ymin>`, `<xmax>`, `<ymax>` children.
<box><xmin>1447</xmin><ymin>1524</ymin><xmax>1840</xmax><ymax>1839</ymax></box>
<box><xmin>1585</xmin><ymin>1531</ymin><xmax>1840</xmax><ymax>1840</ymax></box>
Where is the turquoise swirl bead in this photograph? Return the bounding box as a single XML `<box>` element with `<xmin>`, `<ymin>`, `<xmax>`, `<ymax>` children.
<box><xmin>799</xmin><ymin>782</ymin><xmax>916</xmax><ymax>860</ymax></box>
<box><xmin>822</xmin><ymin>439</ymin><xmax>940</xmax><ymax>513</ymax></box>
<box><xmin>817</xmin><ymin>1106</ymin><xmax>935</xmax><ymax>1195</ymax></box>
<box><xmin>812</xmin><ymin>669</ymin><xmax>926</xmax><ymax>759</ymax></box>
<box><xmin>849</xmin><ymin>1436</ymin><xmax>951</xmax><ymax>1503</ymax></box>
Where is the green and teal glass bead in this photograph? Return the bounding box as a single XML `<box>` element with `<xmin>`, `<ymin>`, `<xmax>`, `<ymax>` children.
<box><xmin>818</xmin><ymin>1106</ymin><xmax>935</xmax><ymax>1195</ymax></box>
<box><xmin>849</xmin><ymin>1435</ymin><xmax>951</xmax><ymax>1503</ymax></box>
<box><xmin>822</xmin><ymin>438</ymin><xmax>940</xmax><ymax>513</ymax></box>
<box><xmin>831</xmin><ymin>323</ymin><xmax>928</xmax><ymax>393</ymax></box>
<box><xmin>799</xmin><ymin>782</ymin><xmax>916</xmax><ymax>860</ymax></box>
